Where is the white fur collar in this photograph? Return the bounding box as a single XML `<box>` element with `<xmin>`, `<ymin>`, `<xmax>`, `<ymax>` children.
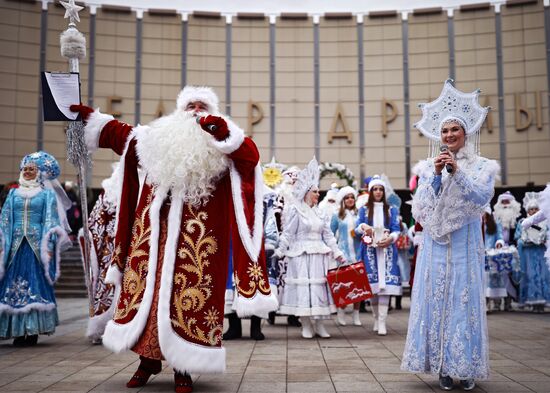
<box><xmin>16</xmin><ymin>187</ymin><xmax>42</xmax><ymax>198</ymax></box>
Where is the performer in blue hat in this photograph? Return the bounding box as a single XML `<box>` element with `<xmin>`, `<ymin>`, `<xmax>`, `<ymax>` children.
<box><xmin>0</xmin><ymin>151</ymin><xmax>71</xmax><ymax>346</ymax></box>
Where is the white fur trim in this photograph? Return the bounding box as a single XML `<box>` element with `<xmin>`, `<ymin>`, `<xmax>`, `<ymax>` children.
<box><xmin>84</xmin><ymin>109</ymin><xmax>115</xmax><ymax>153</ymax></box>
<box><xmin>111</xmin><ymin>128</ymin><xmax>140</xmax><ymax>249</ymax></box>
<box><xmin>0</xmin><ymin>302</ymin><xmax>56</xmax><ymax>315</ymax></box>
<box><xmin>40</xmin><ymin>226</ymin><xmax>70</xmax><ymax>286</ymax></box>
<box><xmin>87</xmin><ymin>282</ymin><xmax>120</xmax><ymax>340</ymax></box>
<box><xmin>224</xmin><ymin>288</ymin><xmax>235</xmax><ymax>315</ymax></box>
<box><xmin>209</xmin><ymin>117</ymin><xmax>245</xmax><ymax>155</ymax></box>
<box><xmin>157</xmin><ymin>195</ymin><xmax>226</xmax><ymax>374</ymax></box>
<box><xmin>229</xmin><ymin>163</ymin><xmax>264</xmax><ymax>262</ymax></box>
<box><xmin>176</xmin><ymin>86</ymin><xmax>219</xmax><ymax>113</ymax></box>
<box><xmin>102</xmin><ymin>188</ymin><xmax>166</xmax><ymax>353</ymax></box>
<box><xmin>60</xmin><ymin>28</ymin><xmax>86</xmax><ymax>60</ymax></box>
<box><xmin>233</xmin><ymin>288</ymin><xmax>279</xmax><ymax>319</ymax></box>
<box><xmin>15</xmin><ymin>187</ymin><xmax>41</xmax><ymax>199</ymax></box>
<box><xmin>278</xmin><ymin>305</ymin><xmax>337</xmax><ymax>316</ymax></box>
<box><xmin>105</xmin><ymin>263</ymin><xmax>123</xmax><ymax>286</ymax></box>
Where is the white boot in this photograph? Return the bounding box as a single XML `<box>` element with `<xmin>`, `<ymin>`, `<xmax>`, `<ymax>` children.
<box><xmin>378</xmin><ymin>304</ymin><xmax>388</xmax><ymax>336</ymax></box>
<box><xmin>352</xmin><ymin>310</ymin><xmax>362</xmax><ymax>326</ymax></box>
<box><xmin>371</xmin><ymin>303</ymin><xmax>379</xmax><ymax>332</ymax></box>
<box><xmin>336</xmin><ymin>309</ymin><xmax>347</xmax><ymax>326</ymax></box>
<box><xmin>301</xmin><ymin>317</ymin><xmax>314</xmax><ymax>339</ymax></box>
<box><xmin>314</xmin><ymin>319</ymin><xmax>331</xmax><ymax>338</ymax></box>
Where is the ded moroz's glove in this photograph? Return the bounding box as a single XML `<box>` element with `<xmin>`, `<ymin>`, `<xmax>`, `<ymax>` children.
<box><xmin>199</xmin><ymin>115</ymin><xmax>230</xmax><ymax>141</ymax></box>
<box><xmin>69</xmin><ymin>104</ymin><xmax>94</xmax><ymax>122</ymax></box>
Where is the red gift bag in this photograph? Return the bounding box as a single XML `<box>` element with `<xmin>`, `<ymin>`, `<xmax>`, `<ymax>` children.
<box><xmin>327</xmin><ymin>261</ymin><xmax>373</xmax><ymax>307</ymax></box>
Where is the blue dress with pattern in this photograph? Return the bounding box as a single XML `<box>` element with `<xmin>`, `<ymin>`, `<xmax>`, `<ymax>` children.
<box><xmin>401</xmin><ymin>147</ymin><xmax>499</xmax><ymax>380</ymax></box>
<box><xmin>514</xmin><ymin>219</ymin><xmax>550</xmax><ymax>305</ymax></box>
<box><xmin>0</xmin><ymin>188</ymin><xmax>65</xmax><ymax>338</ymax></box>
<box><xmin>355</xmin><ymin>205</ymin><xmax>402</xmax><ymax>295</ymax></box>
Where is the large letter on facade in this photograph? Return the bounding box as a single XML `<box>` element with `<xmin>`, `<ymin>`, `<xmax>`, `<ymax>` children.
<box><xmin>247</xmin><ymin>100</ymin><xmax>264</xmax><ymax>137</ymax></box>
<box><xmin>327</xmin><ymin>103</ymin><xmax>353</xmax><ymax>144</ymax></box>
<box><xmin>382</xmin><ymin>100</ymin><xmax>397</xmax><ymax>138</ymax></box>
<box><xmin>515</xmin><ymin>93</ymin><xmax>531</xmax><ymax>132</ymax></box>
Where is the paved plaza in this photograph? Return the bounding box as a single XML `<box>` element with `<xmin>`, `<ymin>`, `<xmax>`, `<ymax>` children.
<box><xmin>0</xmin><ymin>298</ymin><xmax>549</xmax><ymax>393</ymax></box>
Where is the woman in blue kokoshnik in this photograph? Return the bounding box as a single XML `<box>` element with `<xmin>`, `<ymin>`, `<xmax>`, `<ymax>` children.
<box><xmin>401</xmin><ymin>80</ymin><xmax>500</xmax><ymax>391</ymax></box>
<box><xmin>0</xmin><ymin>151</ymin><xmax>71</xmax><ymax>346</ymax></box>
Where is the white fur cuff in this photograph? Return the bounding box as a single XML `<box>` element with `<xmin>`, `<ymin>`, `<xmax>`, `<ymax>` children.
<box><xmin>209</xmin><ymin>117</ymin><xmax>245</xmax><ymax>155</ymax></box>
<box><xmin>233</xmin><ymin>290</ymin><xmax>279</xmax><ymax>319</ymax></box>
<box><xmin>105</xmin><ymin>263</ymin><xmax>123</xmax><ymax>286</ymax></box>
<box><xmin>85</xmin><ymin>109</ymin><xmax>115</xmax><ymax>153</ymax></box>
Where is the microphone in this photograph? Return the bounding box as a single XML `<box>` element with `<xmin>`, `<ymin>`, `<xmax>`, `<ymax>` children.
<box><xmin>196</xmin><ymin>116</ymin><xmax>217</xmax><ymax>132</ymax></box>
<box><xmin>439</xmin><ymin>145</ymin><xmax>453</xmax><ymax>173</ymax></box>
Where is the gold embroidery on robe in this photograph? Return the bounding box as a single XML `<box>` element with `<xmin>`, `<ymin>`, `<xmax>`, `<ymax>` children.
<box><xmin>172</xmin><ymin>204</ymin><xmax>222</xmax><ymax>346</ymax></box>
<box><xmin>115</xmin><ymin>190</ymin><xmax>154</xmax><ymax>320</ymax></box>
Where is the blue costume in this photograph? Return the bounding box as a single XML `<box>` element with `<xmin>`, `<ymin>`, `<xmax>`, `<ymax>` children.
<box><xmin>355</xmin><ymin>204</ymin><xmax>402</xmax><ymax>295</ymax></box>
<box><xmin>0</xmin><ymin>151</ymin><xmax>70</xmax><ymax>340</ymax></box>
<box><xmin>484</xmin><ymin>221</ymin><xmax>508</xmax><ymax>299</ymax></box>
<box><xmin>401</xmin><ymin>147</ymin><xmax>499</xmax><ymax>380</ymax></box>
<box><xmin>515</xmin><ymin>219</ymin><xmax>550</xmax><ymax>306</ymax></box>
<box><xmin>330</xmin><ymin>210</ymin><xmax>361</xmax><ymax>264</ymax></box>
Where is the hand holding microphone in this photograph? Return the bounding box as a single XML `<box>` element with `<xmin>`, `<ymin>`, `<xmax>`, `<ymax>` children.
<box><xmin>435</xmin><ymin>144</ymin><xmax>456</xmax><ymax>175</ymax></box>
<box><xmin>196</xmin><ymin>115</ymin><xmax>229</xmax><ymax>140</ymax></box>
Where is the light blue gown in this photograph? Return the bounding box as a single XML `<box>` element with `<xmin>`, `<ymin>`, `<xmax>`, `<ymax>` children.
<box><xmin>330</xmin><ymin>210</ymin><xmax>361</xmax><ymax>264</ymax></box>
<box><xmin>0</xmin><ymin>188</ymin><xmax>65</xmax><ymax>338</ymax></box>
<box><xmin>514</xmin><ymin>219</ymin><xmax>550</xmax><ymax>305</ymax></box>
<box><xmin>401</xmin><ymin>148</ymin><xmax>499</xmax><ymax>380</ymax></box>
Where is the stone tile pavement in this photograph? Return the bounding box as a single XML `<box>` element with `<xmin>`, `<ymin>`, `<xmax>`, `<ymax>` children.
<box><xmin>1</xmin><ymin>298</ymin><xmax>549</xmax><ymax>392</ymax></box>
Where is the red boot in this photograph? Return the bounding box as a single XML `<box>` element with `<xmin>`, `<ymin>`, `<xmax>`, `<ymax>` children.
<box><xmin>174</xmin><ymin>372</ymin><xmax>193</xmax><ymax>393</ymax></box>
<box><xmin>126</xmin><ymin>356</ymin><xmax>162</xmax><ymax>388</ymax></box>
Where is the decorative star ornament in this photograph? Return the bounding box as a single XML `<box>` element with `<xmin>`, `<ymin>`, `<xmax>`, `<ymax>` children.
<box><xmin>61</xmin><ymin>0</ymin><xmax>84</xmax><ymax>24</ymax></box>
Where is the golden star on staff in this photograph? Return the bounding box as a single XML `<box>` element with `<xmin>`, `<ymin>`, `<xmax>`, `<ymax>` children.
<box><xmin>61</xmin><ymin>0</ymin><xmax>84</xmax><ymax>24</ymax></box>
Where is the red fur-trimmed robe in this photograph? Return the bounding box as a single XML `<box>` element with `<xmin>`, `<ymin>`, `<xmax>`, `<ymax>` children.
<box><xmin>83</xmin><ymin>110</ymin><xmax>277</xmax><ymax>374</ymax></box>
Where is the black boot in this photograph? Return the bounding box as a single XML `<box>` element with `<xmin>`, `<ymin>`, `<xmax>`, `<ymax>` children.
<box><xmin>267</xmin><ymin>311</ymin><xmax>276</xmax><ymax>325</ymax></box>
<box><xmin>250</xmin><ymin>316</ymin><xmax>265</xmax><ymax>340</ymax></box>
<box><xmin>287</xmin><ymin>315</ymin><xmax>302</xmax><ymax>327</ymax></box>
<box><xmin>13</xmin><ymin>336</ymin><xmax>26</xmax><ymax>347</ymax></box>
<box><xmin>395</xmin><ymin>296</ymin><xmax>402</xmax><ymax>310</ymax></box>
<box><xmin>25</xmin><ymin>334</ymin><xmax>38</xmax><ymax>346</ymax></box>
<box><xmin>359</xmin><ymin>301</ymin><xmax>368</xmax><ymax>313</ymax></box>
<box><xmin>223</xmin><ymin>313</ymin><xmax>242</xmax><ymax>340</ymax></box>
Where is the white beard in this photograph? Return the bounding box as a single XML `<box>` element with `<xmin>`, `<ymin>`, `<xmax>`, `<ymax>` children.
<box><xmin>136</xmin><ymin>110</ymin><xmax>230</xmax><ymax>206</ymax></box>
<box><xmin>494</xmin><ymin>200</ymin><xmax>521</xmax><ymax>229</ymax></box>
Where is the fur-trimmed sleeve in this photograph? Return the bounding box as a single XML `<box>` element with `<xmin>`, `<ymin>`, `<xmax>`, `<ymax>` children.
<box><xmin>84</xmin><ymin>109</ymin><xmax>115</xmax><ymax>153</ymax></box>
<box><xmin>411</xmin><ymin>159</ymin><xmax>439</xmax><ymax>227</ymax></box>
<box><xmin>452</xmin><ymin>158</ymin><xmax>500</xmax><ymax>206</ymax></box>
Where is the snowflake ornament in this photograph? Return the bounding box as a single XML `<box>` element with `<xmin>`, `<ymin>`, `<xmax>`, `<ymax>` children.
<box><xmin>414</xmin><ymin>79</ymin><xmax>489</xmax><ymax>141</ymax></box>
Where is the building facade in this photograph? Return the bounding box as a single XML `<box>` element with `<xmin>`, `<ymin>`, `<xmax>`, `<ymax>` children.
<box><xmin>0</xmin><ymin>0</ymin><xmax>548</xmax><ymax>189</ymax></box>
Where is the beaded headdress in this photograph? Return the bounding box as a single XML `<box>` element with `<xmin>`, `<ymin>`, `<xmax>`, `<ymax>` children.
<box><xmin>20</xmin><ymin>151</ymin><xmax>61</xmax><ymax>181</ymax></box>
<box><xmin>414</xmin><ymin>79</ymin><xmax>489</xmax><ymax>157</ymax></box>
<box><xmin>293</xmin><ymin>157</ymin><xmax>320</xmax><ymax>201</ymax></box>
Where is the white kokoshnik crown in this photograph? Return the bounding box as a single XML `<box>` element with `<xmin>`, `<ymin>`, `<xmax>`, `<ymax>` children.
<box><xmin>523</xmin><ymin>192</ymin><xmax>539</xmax><ymax>211</ymax></box>
<box><xmin>414</xmin><ymin>79</ymin><xmax>490</xmax><ymax>156</ymax></box>
<box><xmin>293</xmin><ymin>157</ymin><xmax>320</xmax><ymax>201</ymax></box>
